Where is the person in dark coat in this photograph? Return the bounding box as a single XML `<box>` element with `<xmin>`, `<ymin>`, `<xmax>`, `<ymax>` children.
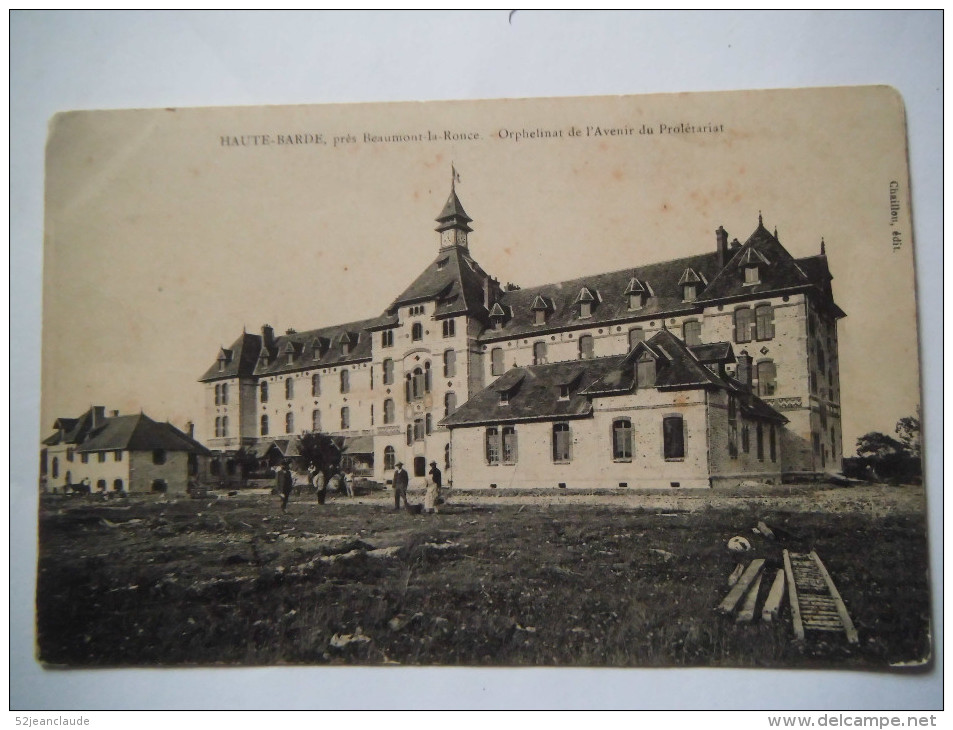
<box><xmin>392</xmin><ymin>462</ymin><xmax>409</xmax><ymax>511</ymax></box>
<box><xmin>277</xmin><ymin>463</ymin><xmax>294</xmax><ymax>512</ymax></box>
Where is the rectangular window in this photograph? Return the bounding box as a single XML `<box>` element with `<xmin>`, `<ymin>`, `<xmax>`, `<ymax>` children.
<box><xmin>312</xmin><ymin>410</ymin><xmax>321</xmax><ymax>431</ymax></box>
<box><xmin>383</xmin><ymin>358</ymin><xmax>394</xmax><ymax>385</ymax></box>
<box><xmin>741</xmin><ymin>424</ymin><xmax>750</xmax><ymax>454</ymax></box>
<box><xmin>578</xmin><ymin>335</ymin><xmax>594</xmax><ymax>360</ymax></box>
<box><xmin>552</xmin><ymin>423</ymin><xmax>572</xmax><ymax>462</ymax></box>
<box><xmin>382</xmin><ymin>330</ymin><xmax>393</xmax><ymax>348</ymax></box>
<box><xmin>98</xmin><ymin>452</ymin><xmax>106</xmax><ymax>463</ymax></box>
<box><xmin>341</xmin><ymin>407</ymin><xmax>350</xmax><ymax>430</ymax></box>
<box><xmin>744</xmin><ymin>265</ymin><xmax>760</xmax><ymax>284</ymax></box>
<box><xmin>444</xmin><ymin>349</ymin><xmax>456</xmax><ymax>377</ymax></box>
<box><xmin>113</xmin><ymin>451</ymin><xmax>122</xmax><ymax>462</ymax></box>
<box><xmin>734</xmin><ymin>308</ymin><xmax>753</xmax><ymax>343</ymax></box>
<box><xmin>769</xmin><ymin>424</ymin><xmax>777</xmax><ymax>463</ymax></box>
<box><xmin>535</xmin><ymin>309</ymin><xmax>546</xmax><ymax>325</ymax></box>
<box><xmin>486</xmin><ymin>427</ymin><xmax>501</xmax><ymax>465</ymax></box>
<box><xmin>81</xmin><ymin>453</ymin><xmax>89</xmax><ymax>464</ymax></box>
<box><xmin>533</xmin><ymin>342</ymin><xmax>547</xmax><ymax>365</ymax></box>
<box><xmin>285</xmin><ymin>378</ymin><xmax>294</xmax><ymax>399</ymax></box>
<box><xmin>613</xmin><ymin>419</ymin><xmax>632</xmax><ymax>460</ymax></box>
<box><xmin>755</xmin><ymin>304</ymin><xmax>775</xmax><ymax>340</ymax></box>
<box><xmin>340</xmin><ymin>369</ymin><xmax>350</xmax><ymax>393</ymax></box>
<box><xmin>683</xmin><ymin>320</ymin><xmax>701</xmax><ymax>347</ymax></box>
<box><xmin>491</xmin><ymin>348</ymin><xmax>504</xmax><ymax>376</ymax></box>
<box><xmin>311</xmin><ymin>374</ymin><xmax>321</xmax><ymax>397</ymax></box>
<box><xmin>502</xmin><ymin>426</ymin><xmax>518</xmax><ymax>464</ymax></box>
<box><xmin>443</xmin><ymin>319</ymin><xmax>455</xmax><ymax>338</ymax></box>
<box><xmin>663</xmin><ymin>416</ymin><xmax>685</xmax><ymax>460</ymax></box>
<box><xmin>414</xmin><ymin>418</ymin><xmax>425</xmax><ymax>442</ymax></box>
<box><xmin>579</xmin><ymin>301</ymin><xmax>591</xmax><ymax>318</ymax></box>
<box><xmin>757</xmin><ymin>423</ymin><xmax>765</xmax><ymax>461</ymax></box>
<box><xmin>636</xmin><ymin>354</ymin><xmax>656</xmax><ymax>389</ymax></box>
<box><xmin>757</xmin><ymin>360</ymin><xmax>777</xmax><ymax>397</ymax></box>
<box><xmin>628</xmin><ymin>328</ymin><xmax>645</xmax><ymax>350</ymax></box>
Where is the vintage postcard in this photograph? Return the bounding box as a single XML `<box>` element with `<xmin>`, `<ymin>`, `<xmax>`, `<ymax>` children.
<box><xmin>37</xmin><ymin>87</ymin><xmax>928</xmax><ymax>669</ymax></box>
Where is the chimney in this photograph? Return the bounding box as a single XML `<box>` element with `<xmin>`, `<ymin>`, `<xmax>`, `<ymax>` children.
<box><xmin>736</xmin><ymin>353</ymin><xmax>752</xmax><ymax>389</ymax></box>
<box><xmin>730</xmin><ymin>237</ymin><xmax>741</xmax><ymax>250</ymax></box>
<box><xmin>261</xmin><ymin>324</ymin><xmax>275</xmax><ymax>350</ymax></box>
<box><xmin>91</xmin><ymin>406</ymin><xmax>106</xmax><ymax>428</ymax></box>
<box><xmin>186</xmin><ymin>420</ymin><xmax>195</xmax><ymax>439</ymax></box>
<box><xmin>716</xmin><ymin>226</ymin><xmax>729</xmax><ymax>267</ymax></box>
<box><xmin>110</xmin><ymin>410</ymin><xmax>119</xmax><ymax>417</ymax></box>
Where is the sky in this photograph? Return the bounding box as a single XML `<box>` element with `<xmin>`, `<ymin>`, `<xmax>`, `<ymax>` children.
<box><xmin>41</xmin><ymin>87</ymin><xmax>920</xmax><ymax>450</ymax></box>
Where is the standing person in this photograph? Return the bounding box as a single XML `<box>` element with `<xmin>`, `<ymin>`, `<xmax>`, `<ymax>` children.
<box><xmin>277</xmin><ymin>463</ymin><xmax>294</xmax><ymax>512</ymax></box>
<box><xmin>425</xmin><ymin>460</ymin><xmax>443</xmax><ymax>512</ymax></box>
<box><xmin>392</xmin><ymin>462</ymin><xmax>409</xmax><ymax>511</ymax></box>
<box><xmin>344</xmin><ymin>470</ymin><xmax>355</xmax><ymax>498</ymax></box>
<box><xmin>314</xmin><ymin>469</ymin><xmax>327</xmax><ymax>505</ymax></box>
<box><xmin>307</xmin><ymin>462</ymin><xmax>317</xmax><ymax>491</ymax></box>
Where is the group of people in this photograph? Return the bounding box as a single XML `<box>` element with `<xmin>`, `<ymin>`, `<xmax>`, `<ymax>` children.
<box><xmin>275</xmin><ymin>462</ymin><xmax>354</xmax><ymax>512</ymax></box>
<box><xmin>392</xmin><ymin>460</ymin><xmax>443</xmax><ymax>514</ymax></box>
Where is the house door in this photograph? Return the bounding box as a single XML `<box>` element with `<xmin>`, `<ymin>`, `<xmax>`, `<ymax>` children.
<box><xmin>413</xmin><ymin>456</ymin><xmax>426</xmax><ymax>477</ymax></box>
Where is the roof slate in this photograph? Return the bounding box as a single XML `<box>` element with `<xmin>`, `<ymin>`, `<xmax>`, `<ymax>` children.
<box><xmin>76</xmin><ymin>413</ymin><xmax>211</xmax><ymax>455</ymax></box>
<box><xmin>199</xmin><ymin>332</ymin><xmax>262</xmax><ymax>382</ymax></box>
<box><xmin>479</xmin><ymin>251</ymin><xmax>723</xmax><ymax>342</ymax></box>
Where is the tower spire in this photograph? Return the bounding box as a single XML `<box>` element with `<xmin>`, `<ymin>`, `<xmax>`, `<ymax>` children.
<box><xmin>821</xmin><ymin>237</ymin><xmax>826</xmax><ymax>255</ymax></box>
<box><xmin>436</xmin><ymin>169</ymin><xmax>472</xmax><ymax>251</ymax></box>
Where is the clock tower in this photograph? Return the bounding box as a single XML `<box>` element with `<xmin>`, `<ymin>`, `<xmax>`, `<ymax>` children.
<box><xmin>435</xmin><ymin>175</ymin><xmax>473</xmax><ymax>251</ymax></box>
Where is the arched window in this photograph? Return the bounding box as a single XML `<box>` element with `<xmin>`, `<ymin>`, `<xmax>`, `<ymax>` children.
<box><xmin>215</xmin><ymin>416</ymin><xmax>221</xmax><ymax>437</ymax></box>
<box><xmin>341</xmin><ymin>407</ymin><xmax>350</xmax><ymax>429</ymax></box>
<box><xmin>285</xmin><ymin>412</ymin><xmax>294</xmax><ymax>434</ymax></box>
<box><xmin>663</xmin><ymin>415</ymin><xmax>684</xmax><ymax>460</ymax></box>
<box><xmin>502</xmin><ymin>426</ymin><xmax>518</xmax><ymax>464</ymax></box>
<box><xmin>425</xmin><ymin>413</ymin><xmax>432</xmax><ymax>435</ymax></box>
<box><xmin>628</xmin><ymin>327</ymin><xmax>645</xmax><ymax>350</ymax></box>
<box><xmin>485</xmin><ymin>427</ymin><xmax>500</xmax><ymax>465</ymax></box>
<box><xmin>757</xmin><ymin>360</ymin><xmax>777</xmax><ymax>397</ymax></box>
<box><xmin>311</xmin><ymin>374</ymin><xmax>321</xmax><ymax>397</ymax></box>
<box><xmin>755</xmin><ymin>304</ymin><xmax>775</xmax><ymax>340</ymax></box>
<box><xmin>285</xmin><ymin>378</ymin><xmax>294</xmax><ymax>400</ymax></box>
<box><xmin>97</xmin><ymin>479</ymin><xmax>107</xmax><ymax>491</ymax></box>
<box><xmin>222</xmin><ymin>416</ymin><xmax>228</xmax><ymax>437</ymax></box>
<box><xmin>260</xmin><ymin>381</ymin><xmax>268</xmax><ymax>403</ymax></box>
<box><xmin>412</xmin><ymin>367</ymin><xmax>425</xmax><ymax>400</ymax></box>
<box><xmin>552</xmin><ymin>423</ymin><xmax>572</xmax><ymax>462</ymax></box>
<box><xmin>491</xmin><ymin>347</ymin><xmax>504</xmax><ymax>376</ymax></box>
<box><xmin>260</xmin><ymin>414</ymin><xmax>269</xmax><ymax>436</ymax></box>
<box><xmin>424</xmin><ymin>361</ymin><xmax>432</xmax><ymax>392</ymax></box>
<box><xmin>384</xmin><ymin>398</ymin><xmax>395</xmax><ymax>424</ymax></box>
<box><xmin>578</xmin><ymin>335</ymin><xmax>594</xmax><ymax>360</ymax></box>
<box><xmin>340</xmin><ymin>369</ymin><xmax>350</xmax><ymax>393</ymax></box>
<box><xmin>412</xmin><ymin>323</ymin><xmax>423</xmax><ymax>341</ymax></box>
<box><xmin>383</xmin><ymin>358</ymin><xmax>394</xmax><ymax>385</ymax></box>
<box><xmin>444</xmin><ymin>392</ymin><xmax>457</xmax><ymax>418</ymax></box>
<box><xmin>312</xmin><ymin>409</ymin><xmax>321</xmax><ymax>431</ymax></box>
<box><xmin>384</xmin><ymin>445</ymin><xmax>396</xmax><ymax>471</ymax></box>
<box><xmin>533</xmin><ymin>341</ymin><xmax>547</xmax><ymax>365</ymax></box>
<box><xmin>113</xmin><ymin>479</ymin><xmax>124</xmax><ymax>492</ymax></box>
<box><xmin>612</xmin><ymin>419</ymin><xmax>632</xmax><ymax>460</ymax></box>
<box><xmin>683</xmin><ymin>320</ymin><xmax>701</xmax><ymax>346</ymax></box>
<box><xmin>443</xmin><ymin>349</ymin><xmax>456</xmax><ymax>377</ymax></box>
<box><xmin>51</xmin><ymin>457</ymin><xmax>58</xmax><ymax>479</ymax></box>
<box><xmin>734</xmin><ymin>307</ymin><xmax>753</xmax><ymax>343</ymax></box>
<box><xmin>222</xmin><ymin>383</ymin><xmax>229</xmax><ymax>404</ymax></box>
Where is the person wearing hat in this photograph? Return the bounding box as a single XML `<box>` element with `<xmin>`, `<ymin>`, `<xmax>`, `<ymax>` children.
<box><xmin>392</xmin><ymin>461</ymin><xmax>409</xmax><ymax>511</ymax></box>
<box><xmin>425</xmin><ymin>460</ymin><xmax>443</xmax><ymax>514</ymax></box>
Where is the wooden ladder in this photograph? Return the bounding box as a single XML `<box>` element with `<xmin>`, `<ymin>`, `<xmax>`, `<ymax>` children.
<box><xmin>783</xmin><ymin>549</ymin><xmax>858</xmax><ymax>644</ymax></box>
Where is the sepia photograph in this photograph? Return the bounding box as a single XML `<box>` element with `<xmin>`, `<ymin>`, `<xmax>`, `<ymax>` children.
<box><xmin>34</xmin><ymin>86</ymin><xmax>930</xmax><ymax>672</ymax></box>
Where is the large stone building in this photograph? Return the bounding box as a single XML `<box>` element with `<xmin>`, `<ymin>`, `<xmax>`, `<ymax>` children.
<box><xmin>199</xmin><ymin>180</ymin><xmax>844</xmax><ymax>488</ymax></box>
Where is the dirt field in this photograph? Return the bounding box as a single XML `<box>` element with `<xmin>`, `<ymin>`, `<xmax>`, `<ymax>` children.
<box><xmin>35</xmin><ymin>483</ymin><xmax>931</xmax><ymax>668</ymax></box>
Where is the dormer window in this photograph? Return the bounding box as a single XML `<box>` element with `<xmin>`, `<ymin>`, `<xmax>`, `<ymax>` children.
<box><xmin>624</xmin><ymin>278</ymin><xmax>646</xmax><ymax>310</ymax></box>
<box><xmin>283</xmin><ymin>342</ymin><xmax>296</xmax><ymax>365</ymax></box>
<box><xmin>340</xmin><ymin>333</ymin><xmax>352</xmax><ymax>356</ymax></box>
<box><xmin>636</xmin><ymin>352</ymin><xmax>657</xmax><ymax>389</ymax></box>
<box><xmin>738</xmin><ymin>248</ymin><xmax>768</xmax><ymax>285</ymax></box>
<box><xmin>678</xmin><ymin>268</ymin><xmax>704</xmax><ymax>302</ymax></box>
<box><xmin>574</xmin><ymin>287</ymin><xmax>596</xmax><ymax>319</ymax></box>
<box><xmin>500</xmin><ymin>390</ymin><xmax>510</xmax><ymax>406</ymax></box>
<box><xmin>559</xmin><ymin>384</ymin><xmax>570</xmax><ymax>400</ymax></box>
<box><xmin>489</xmin><ymin>302</ymin><xmax>507</xmax><ymax>330</ymax></box>
<box><xmin>531</xmin><ymin>295</ymin><xmax>549</xmax><ymax>325</ymax></box>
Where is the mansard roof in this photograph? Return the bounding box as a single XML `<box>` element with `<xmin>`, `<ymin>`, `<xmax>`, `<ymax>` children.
<box><xmin>440</xmin><ymin>357</ymin><xmax>623</xmax><ymax>427</ymax></box>
<box><xmin>479</xmin><ymin>251</ymin><xmax>722</xmax><ymax>341</ymax></box>
<box><xmin>388</xmin><ymin>245</ymin><xmax>498</xmax><ymax>322</ymax></box>
<box><xmin>199</xmin><ymin>331</ymin><xmax>262</xmax><ymax>382</ymax></box>
<box><xmin>77</xmin><ymin>413</ymin><xmax>210</xmax><ymax>454</ymax></box>
<box><xmin>251</xmin><ymin>315</ymin><xmax>391</xmax><ymax>376</ymax></box>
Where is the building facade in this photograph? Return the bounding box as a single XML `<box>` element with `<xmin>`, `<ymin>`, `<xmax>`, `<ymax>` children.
<box><xmin>199</xmin><ymin>181</ymin><xmax>844</xmax><ymax>488</ymax></box>
<box><xmin>41</xmin><ymin>406</ymin><xmax>211</xmax><ymax>494</ymax></box>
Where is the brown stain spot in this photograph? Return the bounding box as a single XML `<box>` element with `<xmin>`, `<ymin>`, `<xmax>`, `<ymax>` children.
<box><xmin>598</xmin><ymin>142</ymin><xmax>608</xmax><ymax>152</ymax></box>
<box><xmin>86</xmin><ymin>156</ymin><xmax>94</xmax><ymax>166</ymax></box>
<box><xmin>188</xmin><ymin>167</ymin><xmax>200</xmax><ymax>177</ymax></box>
<box><xmin>661</xmin><ymin>203</ymin><xmax>670</xmax><ymax>212</ymax></box>
<box><xmin>738</xmin><ymin>166</ymin><xmax>746</xmax><ymax>175</ymax></box>
<box><xmin>343</xmin><ymin>265</ymin><xmax>349</xmax><ymax>272</ymax></box>
<box><xmin>611</xmin><ymin>167</ymin><xmax>623</xmax><ymax>181</ymax></box>
<box><xmin>503</xmin><ymin>247</ymin><xmax>512</xmax><ymax>257</ymax></box>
